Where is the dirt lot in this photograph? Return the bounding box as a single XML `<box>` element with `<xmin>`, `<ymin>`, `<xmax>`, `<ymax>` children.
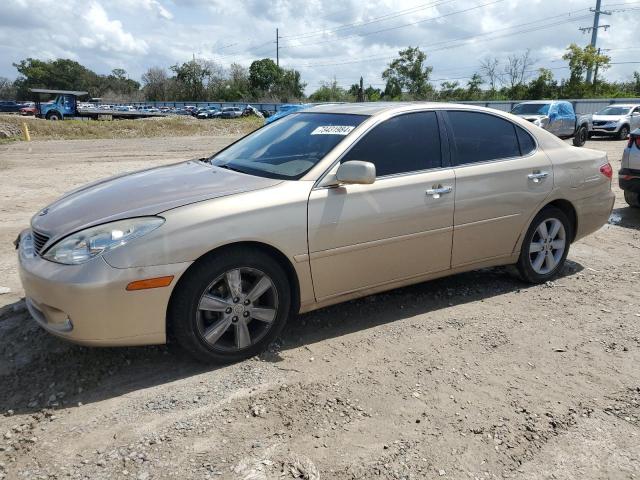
<box><xmin>0</xmin><ymin>135</ymin><xmax>639</xmax><ymax>480</ymax></box>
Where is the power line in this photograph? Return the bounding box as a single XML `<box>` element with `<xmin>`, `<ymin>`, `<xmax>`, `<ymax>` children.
<box><xmin>279</xmin><ymin>0</ymin><xmax>458</xmax><ymax>40</ymax></box>
<box><xmin>279</xmin><ymin>0</ymin><xmax>504</xmax><ymax>50</ymax></box>
<box><xmin>286</xmin><ymin>10</ymin><xmax>592</xmax><ymax>69</ymax></box>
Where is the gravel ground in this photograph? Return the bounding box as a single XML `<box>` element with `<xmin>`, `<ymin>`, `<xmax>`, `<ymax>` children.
<box><xmin>0</xmin><ymin>135</ymin><xmax>639</xmax><ymax>480</ymax></box>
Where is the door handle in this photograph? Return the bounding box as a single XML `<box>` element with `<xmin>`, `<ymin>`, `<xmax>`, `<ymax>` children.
<box><xmin>527</xmin><ymin>171</ymin><xmax>549</xmax><ymax>183</ymax></box>
<box><xmin>426</xmin><ymin>185</ymin><xmax>453</xmax><ymax>198</ymax></box>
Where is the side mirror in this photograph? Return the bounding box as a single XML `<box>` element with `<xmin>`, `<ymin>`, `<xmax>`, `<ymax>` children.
<box><xmin>335</xmin><ymin>161</ymin><xmax>376</xmax><ymax>185</ymax></box>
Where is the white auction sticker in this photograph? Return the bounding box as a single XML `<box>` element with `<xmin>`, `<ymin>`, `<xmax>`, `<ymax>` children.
<box><xmin>311</xmin><ymin>125</ymin><xmax>355</xmax><ymax>135</ymax></box>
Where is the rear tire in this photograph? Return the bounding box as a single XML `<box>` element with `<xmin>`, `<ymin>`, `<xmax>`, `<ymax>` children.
<box><xmin>516</xmin><ymin>207</ymin><xmax>572</xmax><ymax>284</ymax></box>
<box><xmin>168</xmin><ymin>248</ymin><xmax>291</xmax><ymax>363</ymax></box>
<box><xmin>625</xmin><ymin>191</ymin><xmax>640</xmax><ymax>208</ymax></box>
<box><xmin>573</xmin><ymin>125</ymin><xmax>588</xmax><ymax>147</ymax></box>
<box><xmin>618</xmin><ymin>125</ymin><xmax>630</xmax><ymax>140</ymax></box>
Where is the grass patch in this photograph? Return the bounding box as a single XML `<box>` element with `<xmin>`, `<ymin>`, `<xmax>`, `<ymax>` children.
<box><xmin>0</xmin><ymin>114</ymin><xmax>262</xmax><ymax>141</ymax></box>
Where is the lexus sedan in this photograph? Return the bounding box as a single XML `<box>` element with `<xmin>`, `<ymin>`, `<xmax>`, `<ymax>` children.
<box><xmin>16</xmin><ymin>103</ymin><xmax>615</xmax><ymax>363</ymax></box>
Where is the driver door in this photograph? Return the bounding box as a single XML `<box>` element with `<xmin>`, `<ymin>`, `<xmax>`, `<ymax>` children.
<box><xmin>307</xmin><ymin>111</ymin><xmax>455</xmax><ymax>301</ymax></box>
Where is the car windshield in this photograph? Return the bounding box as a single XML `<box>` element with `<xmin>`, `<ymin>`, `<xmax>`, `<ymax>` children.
<box><xmin>511</xmin><ymin>103</ymin><xmax>551</xmax><ymax>115</ymax></box>
<box><xmin>596</xmin><ymin>106</ymin><xmax>632</xmax><ymax>115</ymax></box>
<box><xmin>210</xmin><ymin>112</ymin><xmax>368</xmax><ymax>180</ymax></box>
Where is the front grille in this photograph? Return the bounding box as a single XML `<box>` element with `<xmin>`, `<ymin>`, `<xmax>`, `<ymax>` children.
<box><xmin>32</xmin><ymin>230</ymin><xmax>50</xmax><ymax>254</ymax></box>
<box><xmin>593</xmin><ymin>121</ymin><xmax>607</xmax><ymax>126</ymax></box>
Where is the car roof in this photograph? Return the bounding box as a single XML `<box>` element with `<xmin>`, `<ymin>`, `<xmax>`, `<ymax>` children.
<box><xmin>303</xmin><ymin>101</ymin><xmax>494</xmax><ymax>116</ymax></box>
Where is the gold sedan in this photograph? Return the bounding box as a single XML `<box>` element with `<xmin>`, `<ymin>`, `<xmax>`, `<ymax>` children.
<box><xmin>17</xmin><ymin>103</ymin><xmax>615</xmax><ymax>362</ymax></box>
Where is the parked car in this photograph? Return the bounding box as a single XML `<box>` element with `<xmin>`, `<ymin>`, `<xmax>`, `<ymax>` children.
<box><xmin>591</xmin><ymin>104</ymin><xmax>640</xmax><ymax>140</ymax></box>
<box><xmin>265</xmin><ymin>103</ymin><xmax>310</xmax><ymax>124</ymax></box>
<box><xmin>221</xmin><ymin>106</ymin><xmax>242</xmax><ymax>119</ymax></box>
<box><xmin>16</xmin><ymin>103</ymin><xmax>614</xmax><ymax>363</ymax></box>
<box><xmin>116</xmin><ymin>105</ymin><xmax>137</xmax><ymax>112</ymax></box>
<box><xmin>620</xmin><ymin>128</ymin><xmax>640</xmax><ymax>207</ymax></box>
<box><xmin>19</xmin><ymin>104</ymin><xmax>39</xmax><ymax>116</ymax></box>
<box><xmin>510</xmin><ymin>101</ymin><xmax>592</xmax><ymax>147</ymax></box>
<box><xmin>197</xmin><ymin>107</ymin><xmax>220</xmax><ymax>119</ymax></box>
<box><xmin>0</xmin><ymin>100</ymin><xmax>27</xmax><ymax>113</ymax></box>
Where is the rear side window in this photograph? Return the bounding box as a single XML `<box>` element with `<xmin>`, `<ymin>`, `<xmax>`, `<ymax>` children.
<box><xmin>516</xmin><ymin>126</ymin><xmax>536</xmax><ymax>156</ymax></box>
<box><xmin>342</xmin><ymin>111</ymin><xmax>441</xmax><ymax>176</ymax></box>
<box><xmin>448</xmin><ymin>111</ymin><xmax>521</xmax><ymax>164</ymax></box>
<box><xmin>558</xmin><ymin>103</ymin><xmax>573</xmax><ymax>116</ymax></box>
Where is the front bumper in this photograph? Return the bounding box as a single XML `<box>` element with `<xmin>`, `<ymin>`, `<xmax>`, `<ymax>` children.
<box><xmin>17</xmin><ymin>230</ymin><xmax>192</xmax><ymax>346</ymax></box>
<box><xmin>619</xmin><ymin>168</ymin><xmax>640</xmax><ymax>193</ymax></box>
<box><xmin>591</xmin><ymin>124</ymin><xmax>620</xmax><ymax>134</ymax></box>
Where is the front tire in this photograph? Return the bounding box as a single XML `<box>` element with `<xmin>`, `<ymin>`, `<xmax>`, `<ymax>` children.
<box><xmin>46</xmin><ymin>111</ymin><xmax>61</xmax><ymax>121</ymax></box>
<box><xmin>168</xmin><ymin>248</ymin><xmax>291</xmax><ymax>363</ymax></box>
<box><xmin>625</xmin><ymin>191</ymin><xmax>640</xmax><ymax>208</ymax></box>
<box><xmin>618</xmin><ymin>125</ymin><xmax>630</xmax><ymax>140</ymax></box>
<box><xmin>573</xmin><ymin>125</ymin><xmax>588</xmax><ymax>147</ymax></box>
<box><xmin>516</xmin><ymin>207</ymin><xmax>572</xmax><ymax>284</ymax></box>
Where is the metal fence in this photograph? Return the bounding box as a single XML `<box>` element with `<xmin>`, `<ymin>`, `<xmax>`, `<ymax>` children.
<box><xmin>131</xmin><ymin>98</ymin><xmax>640</xmax><ymax>114</ymax></box>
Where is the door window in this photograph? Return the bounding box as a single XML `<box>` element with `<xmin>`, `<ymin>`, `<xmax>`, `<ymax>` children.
<box><xmin>447</xmin><ymin>111</ymin><xmax>521</xmax><ymax>164</ymax></box>
<box><xmin>341</xmin><ymin>111</ymin><xmax>441</xmax><ymax>176</ymax></box>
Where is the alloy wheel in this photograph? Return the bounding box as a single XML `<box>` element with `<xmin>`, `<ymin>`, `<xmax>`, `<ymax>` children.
<box><xmin>196</xmin><ymin>267</ymin><xmax>278</xmax><ymax>352</ymax></box>
<box><xmin>528</xmin><ymin>218</ymin><xmax>566</xmax><ymax>275</ymax></box>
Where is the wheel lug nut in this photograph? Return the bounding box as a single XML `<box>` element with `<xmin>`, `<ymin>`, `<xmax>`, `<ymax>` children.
<box><xmin>232</xmin><ymin>316</ymin><xmax>238</xmax><ymax>322</ymax></box>
<box><xmin>225</xmin><ymin>307</ymin><xmax>232</xmax><ymax>314</ymax></box>
<box><xmin>233</xmin><ymin>297</ymin><xmax>240</xmax><ymax>303</ymax></box>
<box><xmin>243</xmin><ymin>311</ymin><xmax>250</xmax><ymax>317</ymax></box>
<box><xmin>244</xmin><ymin>299</ymin><xmax>250</xmax><ymax>305</ymax></box>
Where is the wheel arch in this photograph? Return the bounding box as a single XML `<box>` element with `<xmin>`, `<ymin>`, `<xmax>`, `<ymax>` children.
<box><xmin>166</xmin><ymin>241</ymin><xmax>301</xmax><ymax>338</ymax></box>
<box><xmin>537</xmin><ymin>199</ymin><xmax>578</xmax><ymax>242</ymax></box>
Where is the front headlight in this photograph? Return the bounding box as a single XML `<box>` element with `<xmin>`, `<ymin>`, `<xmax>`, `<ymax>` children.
<box><xmin>43</xmin><ymin>217</ymin><xmax>164</xmax><ymax>265</ymax></box>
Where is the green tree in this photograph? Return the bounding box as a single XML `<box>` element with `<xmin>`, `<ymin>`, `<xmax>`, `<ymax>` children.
<box><xmin>170</xmin><ymin>60</ymin><xmax>210</xmax><ymax>100</ymax></box>
<box><xmin>13</xmin><ymin>58</ymin><xmax>98</xmax><ymax>97</ymax></box>
<box><xmin>309</xmin><ymin>80</ymin><xmax>349</xmax><ymax>102</ymax></box>
<box><xmin>466</xmin><ymin>73</ymin><xmax>483</xmax><ymax>99</ymax></box>
<box><xmin>562</xmin><ymin>44</ymin><xmax>610</xmax><ymax>95</ymax></box>
<box><xmin>364</xmin><ymin>85</ymin><xmax>382</xmax><ymax>101</ymax></box>
<box><xmin>382</xmin><ymin>46</ymin><xmax>433</xmax><ymax>99</ymax></box>
<box><xmin>249</xmin><ymin>59</ymin><xmax>281</xmax><ymax>95</ymax></box>
<box><xmin>527</xmin><ymin>68</ymin><xmax>556</xmax><ymax>99</ymax></box>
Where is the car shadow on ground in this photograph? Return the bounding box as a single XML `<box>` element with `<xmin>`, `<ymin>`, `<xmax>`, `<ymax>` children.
<box><xmin>609</xmin><ymin>206</ymin><xmax>640</xmax><ymax>230</ymax></box>
<box><xmin>0</xmin><ymin>261</ymin><xmax>583</xmax><ymax>415</ymax></box>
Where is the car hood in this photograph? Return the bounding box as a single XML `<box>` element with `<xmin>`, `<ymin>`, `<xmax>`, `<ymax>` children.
<box><xmin>31</xmin><ymin>160</ymin><xmax>281</xmax><ymax>240</ymax></box>
<box><xmin>592</xmin><ymin>115</ymin><xmax>624</xmax><ymax>121</ymax></box>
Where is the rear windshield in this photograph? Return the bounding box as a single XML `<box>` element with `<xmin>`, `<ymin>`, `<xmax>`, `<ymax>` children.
<box><xmin>210</xmin><ymin>112</ymin><xmax>367</xmax><ymax>180</ymax></box>
<box><xmin>596</xmin><ymin>106</ymin><xmax>632</xmax><ymax>116</ymax></box>
<box><xmin>511</xmin><ymin>103</ymin><xmax>551</xmax><ymax>115</ymax></box>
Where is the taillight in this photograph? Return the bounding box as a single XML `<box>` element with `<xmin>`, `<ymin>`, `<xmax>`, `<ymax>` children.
<box><xmin>634</xmin><ymin>136</ymin><xmax>640</xmax><ymax>149</ymax></box>
<box><xmin>600</xmin><ymin>163</ymin><xmax>613</xmax><ymax>179</ymax></box>
<box><xmin>629</xmin><ymin>136</ymin><xmax>640</xmax><ymax>149</ymax></box>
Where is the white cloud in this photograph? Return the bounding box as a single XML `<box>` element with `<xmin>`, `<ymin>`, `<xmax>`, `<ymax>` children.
<box><xmin>81</xmin><ymin>2</ymin><xmax>148</xmax><ymax>54</ymax></box>
<box><xmin>0</xmin><ymin>0</ymin><xmax>637</xmax><ymax>93</ymax></box>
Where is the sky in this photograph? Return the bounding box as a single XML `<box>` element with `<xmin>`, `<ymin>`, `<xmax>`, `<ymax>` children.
<box><xmin>1</xmin><ymin>0</ymin><xmax>639</xmax><ymax>94</ymax></box>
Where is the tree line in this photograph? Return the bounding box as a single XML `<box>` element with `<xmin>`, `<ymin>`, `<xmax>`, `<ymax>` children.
<box><xmin>1</xmin><ymin>43</ymin><xmax>638</xmax><ymax>103</ymax></box>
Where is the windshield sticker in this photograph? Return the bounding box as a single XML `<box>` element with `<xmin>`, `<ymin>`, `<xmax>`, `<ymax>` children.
<box><xmin>311</xmin><ymin>125</ymin><xmax>355</xmax><ymax>136</ymax></box>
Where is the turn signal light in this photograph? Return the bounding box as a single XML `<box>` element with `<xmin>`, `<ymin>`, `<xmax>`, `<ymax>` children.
<box><xmin>599</xmin><ymin>163</ymin><xmax>613</xmax><ymax>179</ymax></box>
<box><xmin>126</xmin><ymin>275</ymin><xmax>174</xmax><ymax>291</ymax></box>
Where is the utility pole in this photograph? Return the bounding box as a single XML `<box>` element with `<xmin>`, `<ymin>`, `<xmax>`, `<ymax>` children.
<box><xmin>592</xmin><ymin>47</ymin><xmax>611</xmax><ymax>93</ymax></box>
<box><xmin>276</xmin><ymin>28</ymin><xmax>280</xmax><ymax>67</ymax></box>
<box><xmin>579</xmin><ymin>0</ymin><xmax>611</xmax><ymax>84</ymax></box>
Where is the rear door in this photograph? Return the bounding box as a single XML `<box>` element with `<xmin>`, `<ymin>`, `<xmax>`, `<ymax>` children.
<box><xmin>442</xmin><ymin>110</ymin><xmax>553</xmax><ymax>267</ymax></box>
<box><xmin>307</xmin><ymin>111</ymin><xmax>455</xmax><ymax>301</ymax></box>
